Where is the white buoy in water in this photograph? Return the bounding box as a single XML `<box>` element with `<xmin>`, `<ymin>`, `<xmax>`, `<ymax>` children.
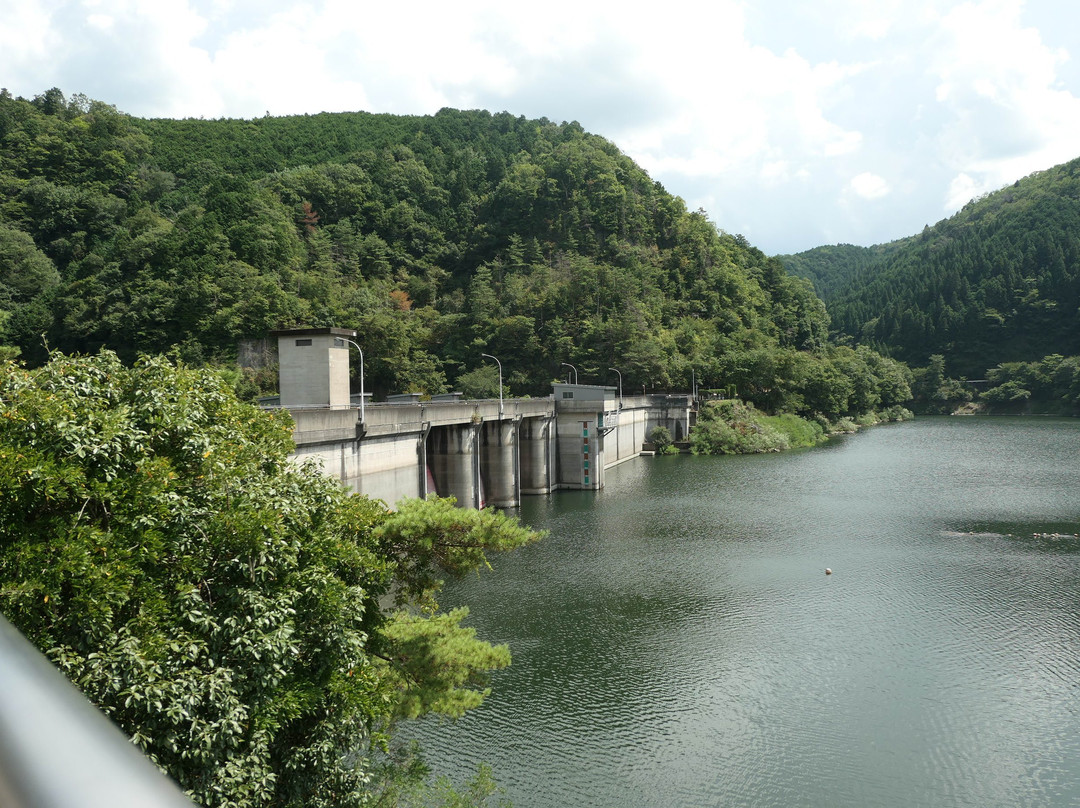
<box><xmin>825</xmin><ymin>568</ymin><xmax>832</xmax><ymax>575</ymax></box>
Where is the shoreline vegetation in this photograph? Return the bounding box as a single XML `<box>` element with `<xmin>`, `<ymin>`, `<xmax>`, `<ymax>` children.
<box><xmin>909</xmin><ymin>353</ymin><xmax>1080</xmax><ymax>417</ymax></box>
<box><xmin>677</xmin><ymin>398</ymin><xmax>914</xmax><ymax>456</ymax></box>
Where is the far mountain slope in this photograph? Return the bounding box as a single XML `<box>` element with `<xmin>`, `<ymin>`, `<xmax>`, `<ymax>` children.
<box><xmin>777</xmin><ymin>240</ymin><xmax>909</xmax><ymax>301</ymax></box>
<box><xmin>782</xmin><ymin>158</ymin><xmax>1080</xmax><ymax>377</ymax></box>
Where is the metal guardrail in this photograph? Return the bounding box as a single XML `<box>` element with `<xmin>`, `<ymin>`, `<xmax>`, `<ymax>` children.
<box><xmin>0</xmin><ymin>615</ymin><xmax>196</xmax><ymax>808</ymax></box>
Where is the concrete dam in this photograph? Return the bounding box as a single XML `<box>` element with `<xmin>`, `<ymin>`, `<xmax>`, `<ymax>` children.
<box><xmin>268</xmin><ymin>328</ymin><xmax>693</xmax><ymax>508</ymax></box>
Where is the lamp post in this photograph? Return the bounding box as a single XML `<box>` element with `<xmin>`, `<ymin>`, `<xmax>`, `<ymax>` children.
<box><xmin>560</xmin><ymin>362</ymin><xmax>578</xmax><ymax>385</ymax></box>
<box><xmin>481</xmin><ymin>353</ymin><xmax>503</xmax><ymax>416</ymax></box>
<box><xmin>608</xmin><ymin>367</ymin><xmax>623</xmax><ymax>409</ymax></box>
<box><xmin>341</xmin><ymin>338</ymin><xmax>365</xmax><ymax>424</ymax></box>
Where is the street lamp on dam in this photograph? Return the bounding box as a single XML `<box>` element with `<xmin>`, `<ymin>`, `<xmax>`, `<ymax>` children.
<box><xmin>560</xmin><ymin>362</ymin><xmax>578</xmax><ymax>385</ymax></box>
<box><xmin>481</xmin><ymin>353</ymin><xmax>503</xmax><ymax>416</ymax></box>
<box><xmin>608</xmin><ymin>367</ymin><xmax>623</xmax><ymax>408</ymax></box>
<box><xmin>340</xmin><ymin>338</ymin><xmax>365</xmax><ymax>424</ymax></box>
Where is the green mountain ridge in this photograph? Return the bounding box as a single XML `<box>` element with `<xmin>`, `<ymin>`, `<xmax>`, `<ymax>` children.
<box><xmin>779</xmin><ymin>157</ymin><xmax>1080</xmax><ymax>379</ymax></box>
<box><xmin>0</xmin><ymin>87</ymin><xmax>910</xmax><ymax>422</ymax></box>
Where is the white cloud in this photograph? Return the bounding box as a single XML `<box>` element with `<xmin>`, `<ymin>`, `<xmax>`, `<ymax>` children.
<box><xmin>945</xmin><ymin>172</ymin><xmax>988</xmax><ymax>210</ymax></box>
<box><xmin>0</xmin><ymin>1</ymin><xmax>57</xmax><ymax>82</ymax></box>
<box><xmin>761</xmin><ymin>160</ymin><xmax>791</xmax><ymax>183</ymax></box>
<box><xmin>928</xmin><ymin>0</ymin><xmax>1080</xmax><ymax>201</ymax></box>
<box><xmin>850</xmin><ymin>18</ymin><xmax>893</xmax><ymax>40</ymax></box>
<box><xmin>850</xmin><ymin>172</ymin><xmax>891</xmax><ymax>200</ymax></box>
<box><xmin>86</xmin><ymin>13</ymin><xmax>114</xmax><ymax>31</ymax></box>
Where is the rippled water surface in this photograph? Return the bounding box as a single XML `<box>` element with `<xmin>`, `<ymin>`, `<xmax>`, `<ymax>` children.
<box><xmin>406</xmin><ymin>417</ymin><xmax>1080</xmax><ymax>807</ymax></box>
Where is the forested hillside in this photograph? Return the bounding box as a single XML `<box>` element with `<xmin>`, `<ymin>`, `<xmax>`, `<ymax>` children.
<box><xmin>0</xmin><ymin>87</ymin><xmax>909</xmax><ymax>420</ymax></box>
<box><xmin>777</xmin><ymin>241</ymin><xmax>908</xmax><ymax>300</ymax></box>
<box><xmin>786</xmin><ymin>158</ymin><xmax>1080</xmax><ymax>379</ymax></box>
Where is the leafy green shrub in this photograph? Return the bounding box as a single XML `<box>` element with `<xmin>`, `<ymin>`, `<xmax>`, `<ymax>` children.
<box><xmin>456</xmin><ymin>365</ymin><xmax>503</xmax><ymax>400</ymax></box>
<box><xmin>648</xmin><ymin>425</ymin><xmax>674</xmax><ymax>453</ymax></box>
<box><xmin>881</xmin><ymin>405</ymin><xmax>914</xmax><ymax>422</ymax></box>
<box><xmin>689</xmin><ymin>399</ymin><xmax>790</xmax><ymax>455</ymax></box>
<box><xmin>759</xmin><ymin>413</ymin><xmax>827</xmax><ymax>448</ymax></box>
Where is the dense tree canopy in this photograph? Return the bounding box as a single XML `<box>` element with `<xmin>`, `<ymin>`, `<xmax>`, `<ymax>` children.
<box><xmin>0</xmin><ymin>350</ymin><xmax>541</xmax><ymax>807</ymax></box>
<box><xmin>977</xmin><ymin>353</ymin><xmax>1080</xmax><ymax>414</ymax></box>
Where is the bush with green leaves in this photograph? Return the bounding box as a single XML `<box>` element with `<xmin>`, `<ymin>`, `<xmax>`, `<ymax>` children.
<box><xmin>758</xmin><ymin>413</ymin><xmax>827</xmax><ymax>449</ymax></box>
<box><xmin>647</xmin><ymin>425</ymin><xmax>675</xmax><ymax>454</ymax></box>
<box><xmin>454</xmin><ymin>366</ymin><xmax>503</xmax><ymax>401</ymax></box>
<box><xmin>0</xmin><ymin>350</ymin><xmax>540</xmax><ymax>807</ymax></box>
<box><xmin>689</xmin><ymin>399</ymin><xmax>790</xmax><ymax>455</ymax></box>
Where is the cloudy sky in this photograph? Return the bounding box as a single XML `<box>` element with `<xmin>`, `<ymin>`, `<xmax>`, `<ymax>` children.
<box><xmin>3</xmin><ymin>0</ymin><xmax>1080</xmax><ymax>254</ymax></box>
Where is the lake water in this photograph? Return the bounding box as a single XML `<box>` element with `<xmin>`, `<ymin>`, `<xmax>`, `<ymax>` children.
<box><xmin>405</xmin><ymin>417</ymin><xmax>1080</xmax><ymax>807</ymax></box>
